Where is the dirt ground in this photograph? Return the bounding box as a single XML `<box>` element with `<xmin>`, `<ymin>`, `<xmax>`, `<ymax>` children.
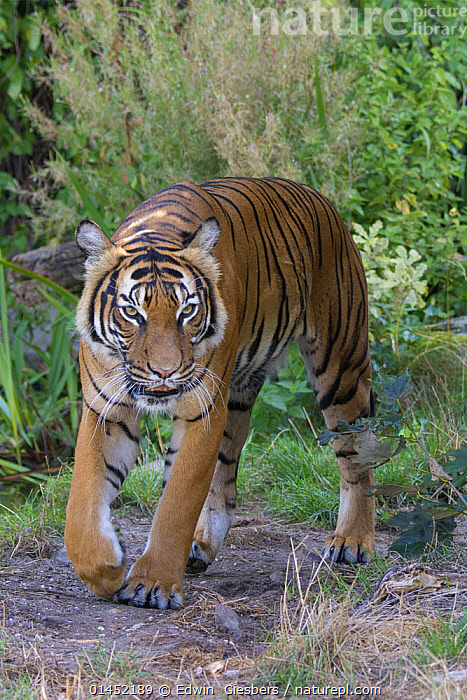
<box><xmin>0</xmin><ymin>508</ymin><xmax>400</xmax><ymax>697</ymax></box>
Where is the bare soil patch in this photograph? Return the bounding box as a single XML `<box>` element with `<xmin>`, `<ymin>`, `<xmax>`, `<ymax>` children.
<box><xmin>1</xmin><ymin>510</ymin><xmax>465</xmax><ymax>699</ymax></box>
<box><xmin>0</xmin><ymin>512</ymin><xmax>330</xmax><ymax>666</ymax></box>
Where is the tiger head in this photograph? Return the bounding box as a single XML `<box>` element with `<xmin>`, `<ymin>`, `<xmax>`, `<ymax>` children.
<box><xmin>75</xmin><ymin>217</ymin><xmax>228</xmax><ymax>412</ymax></box>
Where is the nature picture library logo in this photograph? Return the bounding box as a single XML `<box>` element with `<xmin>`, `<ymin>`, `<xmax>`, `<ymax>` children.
<box><xmin>252</xmin><ymin>2</ymin><xmax>467</xmax><ymax>38</ymax></box>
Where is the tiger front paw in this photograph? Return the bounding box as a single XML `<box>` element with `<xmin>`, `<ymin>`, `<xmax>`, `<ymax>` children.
<box><xmin>116</xmin><ymin>557</ymin><xmax>184</xmax><ymax>609</ymax></box>
<box><xmin>323</xmin><ymin>534</ymin><xmax>372</xmax><ymax>564</ymax></box>
<box><xmin>65</xmin><ymin>529</ymin><xmax>127</xmax><ymax>599</ymax></box>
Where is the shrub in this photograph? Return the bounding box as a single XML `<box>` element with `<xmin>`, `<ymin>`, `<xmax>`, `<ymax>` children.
<box><xmin>25</xmin><ymin>0</ymin><xmax>221</xmax><ymax>240</ymax></box>
<box><xmin>186</xmin><ymin>0</ymin><xmax>360</xmax><ymax>208</ymax></box>
<box><xmin>347</xmin><ymin>1</ymin><xmax>467</xmax><ymax>316</ymax></box>
<box><xmin>24</xmin><ymin>0</ymin><xmax>359</xmax><ymax>239</ymax></box>
<box><xmin>353</xmin><ymin>220</ymin><xmax>428</xmax><ymax>353</ymax></box>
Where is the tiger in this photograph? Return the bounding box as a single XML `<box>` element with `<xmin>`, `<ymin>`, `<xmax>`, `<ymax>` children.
<box><xmin>64</xmin><ymin>177</ymin><xmax>373</xmax><ymax>610</ymax></box>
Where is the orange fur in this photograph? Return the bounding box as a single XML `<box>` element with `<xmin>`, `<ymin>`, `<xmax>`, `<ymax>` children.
<box><xmin>65</xmin><ymin>178</ymin><xmax>373</xmax><ymax>608</ymax></box>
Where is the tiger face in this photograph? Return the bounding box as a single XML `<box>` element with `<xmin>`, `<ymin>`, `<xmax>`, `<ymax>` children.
<box><xmin>75</xmin><ymin>217</ymin><xmax>228</xmax><ymax>413</ymax></box>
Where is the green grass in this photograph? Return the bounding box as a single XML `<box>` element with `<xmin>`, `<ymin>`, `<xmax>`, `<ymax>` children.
<box><xmin>0</xmin><ymin>457</ymin><xmax>165</xmax><ymax>556</ymax></box>
<box><xmin>0</xmin><ymin>354</ymin><xmax>465</xmax><ymax>564</ymax></box>
<box><xmin>116</xmin><ymin>460</ymin><xmax>163</xmax><ymax>514</ymax></box>
<box><xmin>1</xmin><ymin>379</ymin><xmax>464</xmax><ymax>554</ymax></box>
<box><xmin>415</xmin><ymin>612</ymin><xmax>467</xmax><ymax>663</ymax></box>
<box><xmin>238</xmin><ymin>431</ymin><xmax>340</xmax><ymax>527</ymax></box>
<box><xmin>0</xmin><ymin>470</ymin><xmax>70</xmax><ymax>556</ymax></box>
<box><xmin>238</xmin><ymin>427</ymin><xmax>436</xmax><ymax>529</ymax></box>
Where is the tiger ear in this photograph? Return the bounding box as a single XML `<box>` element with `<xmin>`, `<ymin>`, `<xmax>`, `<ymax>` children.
<box><xmin>76</xmin><ymin>220</ymin><xmax>113</xmax><ymax>258</ymax></box>
<box><xmin>185</xmin><ymin>217</ymin><xmax>221</xmax><ymax>253</ymax></box>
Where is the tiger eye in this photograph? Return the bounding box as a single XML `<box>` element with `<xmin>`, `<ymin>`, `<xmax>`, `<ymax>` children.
<box><xmin>124</xmin><ymin>306</ymin><xmax>139</xmax><ymax>317</ymax></box>
<box><xmin>182</xmin><ymin>304</ymin><xmax>195</xmax><ymax>316</ymax></box>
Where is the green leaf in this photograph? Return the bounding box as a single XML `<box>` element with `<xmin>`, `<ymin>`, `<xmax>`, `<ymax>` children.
<box><xmin>375</xmin><ymin>370</ymin><xmax>414</xmax><ymax>407</ymax></box>
<box><xmin>367</xmin><ymin>483</ymin><xmax>425</xmax><ymax>498</ymax></box>
<box><xmin>455</xmin><ymin>610</ymin><xmax>467</xmax><ymax>634</ymax></box>
<box><xmin>314</xmin><ymin>56</ymin><xmax>329</xmax><ymax>139</ymax></box>
<box><xmin>317</xmin><ymin>429</ymin><xmax>341</xmax><ymax>446</ymax></box>
<box><xmin>7</xmin><ymin>66</ymin><xmax>23</xmax><ymax>100</ymax></box>
<box><xmin>389</xmin><ymin>514</ymin><xmax>456</xmax><ymax>557</ymax></box>
<box><xmin>417</xmin><ymin>505</ymin><xmax>465</xmax><ymax>520</ymax></box>
<box><xmin>443</xmin><ymin>446</ymin><xmax>467</xmax><ymax>488</ymax></box>
<box><xmin>276</xmin><ymin>379</ymin><xmax>312</xmax><ymax>393</ymax></box>
<box><xmin>26</xmin><ymin>22</ymin><xmax>41</xmax><ymax>52</ymax></box>
<box><xmin>419</xmin><ymin>126</ymin><xmax>431</xmax><ymax>159</ymax></box>
<box><xmin>389</xmin><ymin>511</ymin><xmax>430</xmax><ymax>529</ymax></box>
<box><xmin>261</xmin><ymin>392</ymin><xmax>289</xmax><ymax>411</ymax></box>
<box><xmin>389</xmin><ymin>527</ymin><xmax>432</xmax><ymax>557</ymax></box>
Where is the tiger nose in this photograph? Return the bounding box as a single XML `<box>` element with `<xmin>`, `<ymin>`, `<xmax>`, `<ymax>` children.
<box><xmin>148</xmin><ymin>364</ymin><xmax>178</xmax><ymax>379</ymax></box>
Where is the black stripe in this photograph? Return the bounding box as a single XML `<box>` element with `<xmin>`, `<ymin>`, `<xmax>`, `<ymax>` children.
<box><xmin>203</xmin><ymin>188</ymin><xmax>273</xmax><ymax>285</ymax></box>
<box><xmin>81</xmin><ymin>347</ymin><xmax>133</xmax><ymax>410</ymax></box>
<box><xmin>104</xmin><ymin>459</ymin><xmax>126</xmax><ymax>485</ymax></box>
<box><xmin>318</xmin><ymin>373</ymin><xmax>342</xmax><ymax>411</ymax></box>
<box><xmin>228</xmin><ymin>400</ymin><xmax>253</xmax><ymax>412</ymax></box>
<box><xmin>117</xmin><ymin>421</ymin><xmax>140</xmax><ymax>444</ymax></box>
<box><xmin>315</xmin><ymin>313</ymin><xmax>334</xmax><ymax>378</ymax></box>
<box><xmin>105</xmin><ymin>476</ymin><xmax>120</xmax><ymax>490</ymax></box>
<box><xmin>131</xmin><ymin>266</ymin><xmax>152</xmax><ymax>280</ymax></box>
<box><xmin>247</xmin><ymin>317</ymin><xmax>265</xmax><ymax>363</ymax></box>
<box><xmin>218</xmin><ymin>451</ymin><xmax>236</xmax><ymax>466</ymax></box>
<box><xmin>185</xmin><ymin>348</ymin><xmax>234</xmax><ymax>423</ymax></box>
<box><xmin>248</xmin><ymin>179</ymin><xmax>307</xmax><ymax>308</ymax></box>
<box><xmin>83</xmin><ymin>396</ymin><xmax>100</xmax><ymax>416</ymax></box>
<box><xmin>333</xmin><ymin>359</ymin><xmax>371</xmax><ymax>407</ymax></box>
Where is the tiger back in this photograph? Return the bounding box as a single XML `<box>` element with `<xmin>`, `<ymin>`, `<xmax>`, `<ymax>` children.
<box><xmin>65</xmin><ymin>177</ymin><xmax>373</xmax><ymax>609</ymax></box>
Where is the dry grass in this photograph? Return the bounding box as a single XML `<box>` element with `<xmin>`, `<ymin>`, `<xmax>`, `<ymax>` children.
<box><xmin>258</xmin><ymin>546</ymin><xmax>467</xmax><ymax>699</ymax></box>
<box><xmin>25</xmin><ymin>0</ymin><xmax>361</xmax><ymax>242</ymax></box>
<box><xmin>0</xmin><ymin>620</ymin><xmax>256</xmax><ymax>699</ymax></box>
<box><xmin>187</xmin><ymin>0</ymin><xmax>360</xmax><ymax>207</ymax></box>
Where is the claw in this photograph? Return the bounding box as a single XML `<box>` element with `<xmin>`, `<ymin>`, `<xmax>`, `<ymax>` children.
<box><xmin>323</xmin><ymin>536</ymin><xmax>371</xmax><ymax>565</ymax></box>
<box><xmin>117</xmin><ymin>579</ymin><xmax>183</xmax><ymax>609</ymax></box>
<box><xmin>186</xmin><ymin>541</ymin><xmax>211</xmax><ymax>574</ymax></box>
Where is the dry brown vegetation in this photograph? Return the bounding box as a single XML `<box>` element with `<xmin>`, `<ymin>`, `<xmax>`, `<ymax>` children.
<box><xmin>1</xmin><ymin>510</ymin><xmax>466</xmax><ymax>699</ymax></box>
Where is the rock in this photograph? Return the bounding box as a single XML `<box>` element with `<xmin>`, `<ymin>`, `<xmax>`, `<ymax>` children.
<box><xmin>51</xmin><ymin>546</ymin><xmax>71</xmax><ymax>564</ymax></box>
<box><xmin>10</xmin><ymin>241</ymin><xmax>85</xmax><ymax>306</ymax></box>
<box><xmin>214</xmin><ymin>604</ymin><xmax>241</xmax><ymax>639</ymax></box>
<box><xmin>269</xmin><ymin>567</ymin><xmax>286</xmax><ymax>584</ymax></box>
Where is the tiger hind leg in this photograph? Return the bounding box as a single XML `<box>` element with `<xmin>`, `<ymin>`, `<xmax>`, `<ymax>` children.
<box><xmin>186</xmin><ymin>395</ymin><xmax>256</xmax><ymax>573</ymax></box>
<box><xmin>298</xmin><ymin>336</ymin><xmax>374</xmax><ymax>564</ymax></box>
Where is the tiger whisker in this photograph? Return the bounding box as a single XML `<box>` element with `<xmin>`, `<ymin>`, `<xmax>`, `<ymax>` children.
<box><xmin>184</xmin><ymin>375</ymin><xmax>216</xmax><ymax>432</ymax></box>
<box><xmin>86</xmin><ymin>372</ymin><xmax>128</xmax><ymax>417</ymax></box>
<box><xmin>193</xmin><ymin>363</ymin><xmax>225</xmax><ymax>411</ymax></box>
<box><xmin>92</xmin><ymin>364</ymin><xmax>125</xmax><ymax>381</ymax></box>
<box><xmin>183</xmin><ymin>379</ymin><xmax>209</xmax><ymax>430</ymax></box>
<box><xmin>94</xmin><ymin>381</ymin><xmax>136</xmax><ymax>437</ymax></box>
<box><xmin>87</xmin><ymin>377</ymin><xmax>135</xmax><ymax>442</ymax></box>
